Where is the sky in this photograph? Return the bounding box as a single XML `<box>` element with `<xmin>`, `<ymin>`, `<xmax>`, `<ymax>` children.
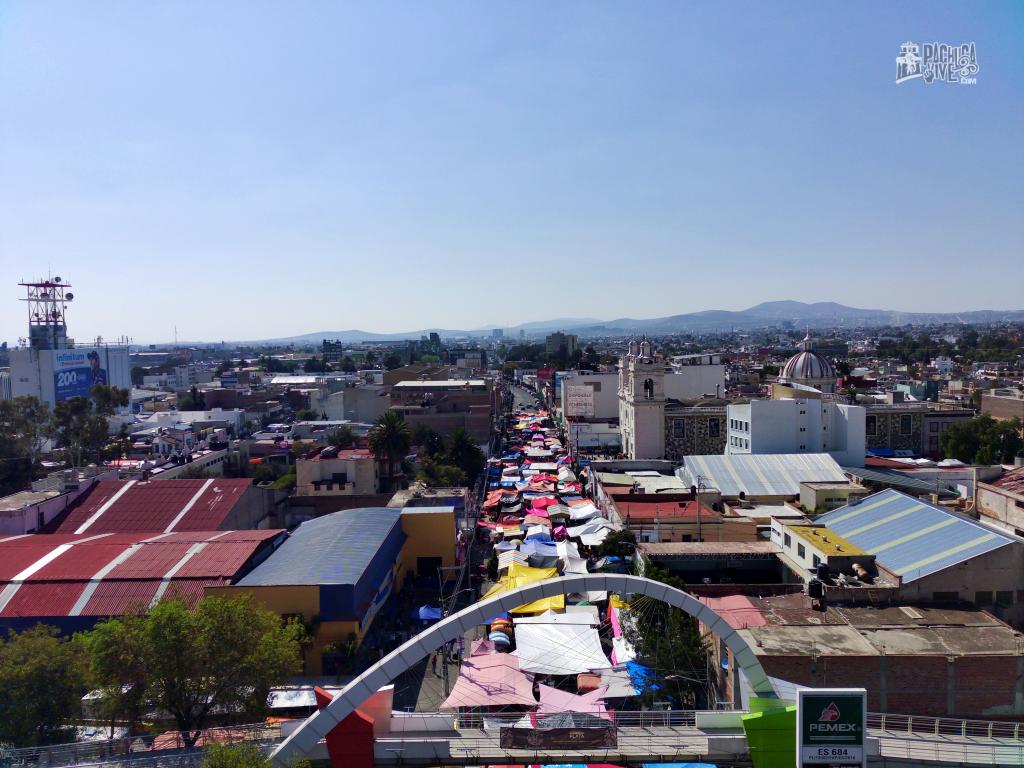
<box><xmin>1</xmin><ymin>2</ymin><xmax>1022</xmax><ymax>343</ymax></box>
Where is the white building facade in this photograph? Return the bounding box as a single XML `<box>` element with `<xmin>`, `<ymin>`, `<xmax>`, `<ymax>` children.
<box><xmin>726</xmin><ymin>398</ymin><xmax>866</xmax><ymax>467</ymax></box>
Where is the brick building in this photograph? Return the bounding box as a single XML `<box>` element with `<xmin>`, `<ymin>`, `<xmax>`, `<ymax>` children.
<box><xmin>663</xmin><ymin>399</ymin><xmax>728</xmax><ymax>461</ymax></box>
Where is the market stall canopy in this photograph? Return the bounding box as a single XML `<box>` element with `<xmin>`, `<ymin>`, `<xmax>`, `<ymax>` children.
<box><xmin>482</xmin><ymin>562</ymin><xmax>565</xmax><ymax>614</ymax></box>
<box><xmin>440</xmin><ymin>654</ymin><xmax>536</xmax><ymax>709</ymax></box>
<box><xmin>537</xmin><ymin>683</ymin><xmax>611</xmax><ymax>719</ymax></box>
<box><xmin>514</xmin><ymin>622</ymin><xmax>609</xmax><ymax>675</ymax></box>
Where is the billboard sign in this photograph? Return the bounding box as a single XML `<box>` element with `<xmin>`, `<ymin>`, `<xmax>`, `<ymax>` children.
<box><xmin>797</xmin><ymin>688</ymin><xmax>866</xmax><ymax>768</ymax></box>
<box><xmin>53</xmin><ymin>348</ymin><xmax>110</xmax><ymax>402</ymax></box>
<box><xmin>565</xmin><ymin>385</ymin><xmax>595</xmax><ymax>417</ymax></box>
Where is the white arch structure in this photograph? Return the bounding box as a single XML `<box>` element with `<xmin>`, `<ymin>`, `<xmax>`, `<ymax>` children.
<box><xmin>269</xmin><ymin>573</ymin><xmax>777</xmax><ymax>766</ymax></box>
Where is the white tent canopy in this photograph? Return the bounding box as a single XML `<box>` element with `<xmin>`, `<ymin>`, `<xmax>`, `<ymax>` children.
<box><xmin>514</xmin><ymin>623</ymin><xmax>610</xmax><ymax>675</ymax></box>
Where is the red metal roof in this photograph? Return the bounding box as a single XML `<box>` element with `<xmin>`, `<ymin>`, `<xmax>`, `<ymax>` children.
<box><xmin>55</xmin><ymin>479</ymin><xmax>255</xmax><ymax>534</ymax></box>
<box><xmin>614</xmin><ymin>500</ymin><xmax>717</xmax><ymax>522</ymax></box>
<box><xmin>0</xmin><ymin>530</ymin><xmax>283</xmax><ymax>618</ymax></box>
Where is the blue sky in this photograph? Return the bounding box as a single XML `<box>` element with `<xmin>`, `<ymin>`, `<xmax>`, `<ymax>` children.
<box><xmin>1</xmin><ymin>2</ymin><xmax>1021</xmax><ymax>343</ymax></box>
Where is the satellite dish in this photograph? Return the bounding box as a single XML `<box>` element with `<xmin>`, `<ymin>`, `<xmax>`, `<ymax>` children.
<box><xmin>53</xmin><ymin>276</ymin><xmax>62</xmax><ymax>283</ymax></box>
<box><xmin>39</xmin><ymin>292</ymin><xmax>49</xmax><ymax>299</ymax></box>
<box><xmin>65</xmin><ymin>293</ymin><xmax>74</xmax><ymax>300</ymax></box>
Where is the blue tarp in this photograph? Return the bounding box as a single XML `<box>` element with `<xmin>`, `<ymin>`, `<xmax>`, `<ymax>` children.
<box><xmin>626</xmin><ymin>661</ymin><xmax>661</xmax><ymax>693</ymax></box>
<box><xmin>414</xmin><ymin>605</ymin><xmax>442</xmax><ymax>621</ymax></box>
<box><xmin>520</xmin><ymin>540</ymin><xmax>559</xmax><ymax>557</ymax></box>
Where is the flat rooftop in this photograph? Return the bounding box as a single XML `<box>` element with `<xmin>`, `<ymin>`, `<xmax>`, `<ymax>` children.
<box><xmin>786</xmin><ymin>524</ymin><xmax>866</xmax><ymax>557</ymax></box>
<box><xmin>640</xmin><ymin>541</ymin><xmax>781</xmax><ymax>557</ymax></box>
<box><xmin>0</xmin><ymin>490</ymin><xmax>60</xmax><ymax>512</ymax></box>
<box><xmin>392</xmin><ymin>379</ymin><xmax>486</xmax><ymax>388</ymax></box>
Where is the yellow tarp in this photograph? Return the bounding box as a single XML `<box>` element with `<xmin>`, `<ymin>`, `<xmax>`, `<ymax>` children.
<box><xmin>609</xmin><ymin>594</ymin><xmax>630</xmax><ymax>610</ymax></box>
<box><xmin>483</xmin><ymin>562</ymin><xmax>565</xmax><ymax>614</ymax></box>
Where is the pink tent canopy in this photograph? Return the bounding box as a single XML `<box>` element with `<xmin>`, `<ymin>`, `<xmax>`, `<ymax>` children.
<box><xmin>536</xmin><ymin>683</ymin><xmax>611</xmax><ymax>719</ymax></box>
<box><xmin>530</xmin><ymin>496</ymin><xmax>557</xmax><ymax>510</ymax></box>
<box><xmin>469</xmin><ymin>638</ymin><xmax>495</xmax><ymax>657</ymax></box>
<box><xmin>441</xmin><ymin>654</ymin><xmax>537</xmax><ymax>710</ymax></box>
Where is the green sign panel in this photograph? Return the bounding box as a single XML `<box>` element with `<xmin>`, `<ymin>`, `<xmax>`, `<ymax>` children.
<box><xmin>796</xmin><ymin>688</ymin><xmax>866</xmax><ymax>768</ymax></box>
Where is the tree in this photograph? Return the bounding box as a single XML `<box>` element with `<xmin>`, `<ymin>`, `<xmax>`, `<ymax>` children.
<box><xmin>202</xmin><ymin>743</ymin><xmax>271</xmax><ymax>768</ymax></box>
<box><xmin>0</xmin><ymin>625</ymin><xmax>86</xmax><ymax>746</ymax></box>
<box><xmin>303</xmin><ymin>356</ymin><xmax>329</xmax><ymax>373</ymax></box>
<box><xmin>411</xmin><ymin>424</ymin><xmax>443</xmax><ymax>457</ymax></box>
<box><xmin>327</xmin><ymin>425</ymin><xmax>356</xmax><ymax>449</ymax></box>
<box><xmin>598</xmin><ymin>529</ymin><xmax>637</xmax><ymax>558</ymax></box>
<box><xmin>91</xmin><ymin>384</ymin><xmax>130</xmax><ymax>416</ymax></box>
<box><xmin>130</xmin><ymin>366</ymin><xmax>146</xmax><ymax>386</ymax></box>
<box><xmin>49</xmin><ymin>396</ymin><xmax>110</xmax><ymax>468</ymax></box>
<box><xmin>417</xmin><ymin>457</ymin><xmax>466</xmax><ymax>487</ymax></box>
<box><xmin>367</xmin><ymin>410</ymin><xmax>411</xmax><ymax>492</ymax></box>
<box><xmin>941</xmin><ymin>415</ymin><xmax>1023</xmax><ymax>464</ymax></box>
<box><xmin>340</xmin><ymin>356</ymin><xmax>357</xmax><ymax>373</ymax></box>
<box><xmin>295</xmin><ymin>408</ymin><xmax>319</xmax><ymax>422</ymax></box>
<box><xmin>621</xmin><ymin>565</ymin><xmax>708</xmax><ymax>709</ymax></box>
<box><xmin>443</xmin><ymin>427</ymin><xmax>485</xmax><ymax>485</ymax></box>
<box><xmin>383</xmin><ymin>352</ymin><xmax>403</xmax><ymax>370</ymax></box>
<box><xmin>84</xmin><ymin>595</ymin><xmax>303</xmax><ymax>748</ymax></box>
<box><xmin>0</xmin><ymin>396</ymin><xmax>51</xmax><ymax>495</ymax></box>
<box><xmin>80</xmin><ymin>612</ymin><xmax>148</xmax><ymax>737</ymax></box>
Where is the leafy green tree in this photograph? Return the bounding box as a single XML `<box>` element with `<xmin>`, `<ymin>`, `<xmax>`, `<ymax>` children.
<box><xmin>340</xmin><ymin>356</ymin><xmax>357</xmax><ymax>373</ymax></box>
<box><xmin>368</xmin><ymin>410</ymin><xmax>412</xmax><ymax>492</ymax></box>
<box><xmin>79</xmin><ymin>612</ymin><xmax>148</xmax><ymax>737</ymax></box>
<box><xmin>0</xmin><ymin>625</ymin><xmax>86</xmax><ymax>746</ymax></box>
<box><xmin>303</xmin><ymin>356</ymin><xmax>329</xmax><ymax>373</ymax></box>
<box><xmin>941</xmin><ymin>415</ymin><xmax>1023</xmax><ymax>464</ymax></box>
<box><xmin>327</xmin><ymin>425</ymin><xmax>356</xmax><ymax>449</ymax></box>
<box><xmin>443</xmin><ymin>427</ymin><xmax>485</xmax><ymax>485</ymax></box>
<box><xmin>84</xmin><ymin>596</ymin><xmax>303</xmax><ymax>747</ymax></box>
<box><xmin>411</xmin><ymin>424</ymin><xmax>443</xmax><ymax>457</ymax></box>
<box><xmin>202</xmin><ymin>743</ymin><xmax>270</xmax><ymax>768</ymax></box>
<box><xmin>417</xmin><ymin>457</ymin><xmax>467</xmax><ymax>487</ymax></box>
<box><xmin>271</xmin><ymin>470</ymin><xmax>297</xmax><ymax>491</ymax></box>
<box><xmin>598</xmin><ymin>529</ymin><xmax>637</xmax><ymax>558</ymax></box>
<box><xmin>295</xmin><ymin>408</ymin><xmax>319</xmax><ymax>422</ymax></box>
<box><xmin>383</xmin><ymin>352</ymin><xmax>403</xmax><ymax>370</ymax></box>
<box><xmin>0</xmin><ymin>396</ymin><xmax>51</xmax><ymax>494</ymax></box>
<box><xmin>49</xmin><ymin>396</ymin><xmax>110</xmax><ymax>468</ymax></box>
<box><xmin>130</xmin><ymin>366</ymin><xmax>146</xmax><ymax>386</ymax></box>
<box><xmin>622</xmin><ymin>565</ymin><xmax>708</xmax><ymax>709</ymax></box>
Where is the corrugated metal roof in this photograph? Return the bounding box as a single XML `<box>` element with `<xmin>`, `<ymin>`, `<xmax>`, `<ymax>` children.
<box><xmin>56</xmin><ymin>479</ymin><xmax>253</xmax><ymax>534</ymax></box>
<box><xmin>842</xmin><ymin>466</ymin><xmax>958</xmax><ymax>499</ymax></box>
<box><xmin>0</xmin><ymin>530</ymin><xmax>282</xmax><ymax>618</ymax></box>
<box><xmin>679</xmin><ymin>453</ymin><xmax>847</xmax><ymax>497</ymax></box>
<box><xmin>236</xmin><ymin>508</ymin><xmax>403</xmax><ymax>587</ymax></box>
<box><xmin>817</xmin><ymin>489</ymin><xmax>1016</xmax><ymax>582</ymax></box>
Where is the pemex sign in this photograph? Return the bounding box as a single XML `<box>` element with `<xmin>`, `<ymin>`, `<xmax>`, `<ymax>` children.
<box><xmin>797</xmin><ymin>688</ymin><xmax>866</xmax><ymax>767</ymax></box>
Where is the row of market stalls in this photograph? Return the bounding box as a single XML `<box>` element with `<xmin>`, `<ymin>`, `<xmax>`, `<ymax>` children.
<box><xmin>439</xmin><ymin>407</ymin><xmax>655</xmax><ymax>723</ymax></box>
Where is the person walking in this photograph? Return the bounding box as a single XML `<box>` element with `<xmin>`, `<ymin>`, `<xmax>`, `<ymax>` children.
<box><xmin>430</xmin><ymin>652</ymin><xmax>438</xmax><ymax>676</ymax></box>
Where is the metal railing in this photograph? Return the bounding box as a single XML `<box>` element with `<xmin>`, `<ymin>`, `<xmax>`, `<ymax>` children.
<box><xmin>451</xmin><ymin>709</ymin><xmax>702</xmax><ymax>730</ymax></box>
<box><xmin>869</xmin><ymin>712</ymin><xmax>1024</xmax><ymax>740</ymax></box>
<box><xmin>1</xmin><ymin>724</ymin><xmax>281</xmax><ymax>768</ymax></box>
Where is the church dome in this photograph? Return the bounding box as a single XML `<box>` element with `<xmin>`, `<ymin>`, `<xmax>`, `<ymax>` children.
<box><xmin>777</xmin><ymin>333</ymin><xmax>836</xmax><ymax>392</ymax></box>
<box><xmin>780</xmin><ymin>350</ymin><xmax>835</xmax><ymax>382</ymax></box>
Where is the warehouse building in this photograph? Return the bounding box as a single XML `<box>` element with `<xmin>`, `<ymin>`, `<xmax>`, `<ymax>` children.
<box><xmin>817</xmin><ymin>489</ymin><xmax>1024</xmax><ymax>623</ymax></box>
<box><xmin>677</xmin><ymin>453</ymin><xmax>851</xmax><ymax>503</ymax></box>
<box><xmin>0</xmin><ymin>529</ymin><xmax>283</xmax><ymax>634</ymax></box>
<box><xmin>210</xmin><ymin>505</ymin><xmax>456</xmax><ymax>674</ymax></box>
<box><xmin>50</xmin><ymin>478</ymin><xmax>270</xmax><ymax>534</ymax></box>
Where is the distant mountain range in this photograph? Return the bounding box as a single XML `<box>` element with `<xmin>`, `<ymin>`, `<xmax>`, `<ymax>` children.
<box><xmin>237</xmin><ymin>301</ymin><xmax>1024</xmax><ymax>345</ymax></box>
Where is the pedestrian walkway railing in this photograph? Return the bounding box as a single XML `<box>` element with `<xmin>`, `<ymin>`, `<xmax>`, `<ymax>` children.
<box><xmin>868</xmin><ymin>712</ymin><xmax>1024</xmax><ymax>740</ymax></box>
<box><xmin>1</xmin><ymin>724</ymin><xmax>280</xmax><ymax>768</ymax></box>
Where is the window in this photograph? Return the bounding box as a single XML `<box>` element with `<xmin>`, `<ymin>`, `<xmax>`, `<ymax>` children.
<box><xmin>930</xmin><ymin>422</ymin><xmax>939</xmax><ymax>433</ymax></box>
<box><xmin>799</xmin><ymin>444</ymin><xmax>806</xmax><ymax>450</ymax></box>
<box><xmin>900</xmin><ymin>414</ymin><xmax>913</xmax><ymax>435</ymax></box>
<box><xmin>708</xmin><ymin>419</ymin><xmax>720</xmax><ymax>437</ymax></box>
<box><xmin>975</xmin><ymin>590</ymin><xmax>994</xmax><ymax>605</ymax></box>
<box><xmin>865</xmin><ymin>415</ymin><xmax>876</xmax><ymax>436</ymax></box>
<box><xmin>997</xmin><ymin>591</ymin><xmax>1014</xmax><ymax>607</ymax></box>
<box><xmin>784</xmin><ymin>533</ymin><xmax>792</xmax><ymax>548</ymax></box>
<box><xmin>812</xmin><ymin>554</ymin><xmax>821</xmax><ymax>568</ymax></box>
<box><xmin>797</xmin><ymin>543</ymin><xmax>806</xmax><ymax>559</ymax></box>
<box><xmin>643</xmin><ymin>378</ymin><xmax>655</xmax><ymax>399</ymax></box>
<box><xmin>799</xmin><ymin>427</ymin><xmax>806</xmax><ymax>432</ymax></box>
<box><xmin>800</xmin><ymin>410</ymin><xmax>806</xmax><ymax>415</ymax></box>
<box><xmin>673</xmin><ymin>420</ymin><xmax>685</xmax><ymax>437</ymax></box>
<box><xmin>745</xmin><ymin>439</ymin><xmax>749</xmax><ymax>448</ymax></box>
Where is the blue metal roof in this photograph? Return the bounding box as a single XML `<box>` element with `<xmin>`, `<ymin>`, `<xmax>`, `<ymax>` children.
<box><xmin>817</xmin><ymin>489</ymin><xmax>1015</xmax><ymax>583</ymax></box>
<box><xmin>236</xmin><ymin>507</ymin><xmax>404</xmax><ymax>586</ymax></box>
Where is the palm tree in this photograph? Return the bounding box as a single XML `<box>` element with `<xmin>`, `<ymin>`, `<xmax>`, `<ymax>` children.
<box><xmin>368</xmin><ymin>410</ymin><xmax>412</xmax><ymax>492</ymax></box>
<box><xmin>445</xmin><ymin>427</ymin><xmax>485</xmax><ymax>485</ymax></box>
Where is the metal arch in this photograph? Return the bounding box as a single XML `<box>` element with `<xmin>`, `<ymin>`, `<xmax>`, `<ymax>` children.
<box><xmin>269</xmin><ymin>573</ymin><xmax>776</xmax><ymax>765</ymax></box>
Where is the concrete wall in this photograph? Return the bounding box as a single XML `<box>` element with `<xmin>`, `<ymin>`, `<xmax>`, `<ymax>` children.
<box><xmin>399</xmin><ymin>508</ymin><xmax>457</xmax><ymax>578</ymax></box>
<box><xmin>559</xmin><ymin>372</ymin><xmax>619</xmax><ymax>419</ymax></box>
<box><xmin>977</xmin><ymin>482</ymin><xmax>1024</xmax><ymax>535</ymax></box>
<box><xmin>663</xmin><ymin>365</ymin><xmax>726</xmax><ymax>400</ymax></box>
